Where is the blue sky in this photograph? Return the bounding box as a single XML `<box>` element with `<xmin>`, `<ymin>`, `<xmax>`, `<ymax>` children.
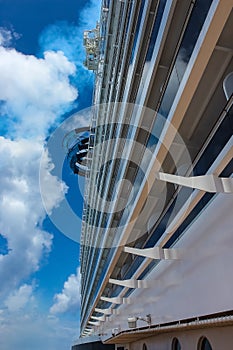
<box><xmin>0</xmin><ymin>0</ymin><xmax>100</xmax><ymax>349</ymax></box>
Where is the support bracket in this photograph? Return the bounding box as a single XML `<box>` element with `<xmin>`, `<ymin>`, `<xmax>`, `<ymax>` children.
<box><xmin>95</xmin><ymin>307</ymin><xmax>112</xmax><ymax>315</ymax></box>
<box><xmin>155</xmin><ymin>172</ymin><xmax>233</xmax><ymax>193</ymax></box>
<box><xmin>91</xmin><ymin>315</ymin><xmax>105</xmax><ymax>322</ymax></box>
<box><xmin>100</xmin><ymin>296</ymin><xmax>130</xmax><ymax>304</ymax></box>
<box><xmin>109</xmin><ymin>278</ymin><xmax>148</xmax><ymax>288</ymax></box>
<box><xmin>123</xmin><ymin>246</ymin><xmax>179</xmax><ymax>260</ymax></box>
<box><xmin>88</xmin><ymin>321</ymin><xmax>100</xmax><ymax>326</ymax></box>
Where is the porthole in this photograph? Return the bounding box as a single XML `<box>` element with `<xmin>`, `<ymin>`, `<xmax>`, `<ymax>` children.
<box><xmin>172</xmin><ymin>337</ymin><xmax>181</xmax><ymax>350</ymax></box>
<box><xmin>198</xmin><ymin>336</ymin><xmax>212</xmax><ymax>350</ymax></box>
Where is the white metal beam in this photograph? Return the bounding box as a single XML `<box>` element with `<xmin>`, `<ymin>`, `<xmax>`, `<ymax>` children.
<box><xmin>100</xmin><ymin>296</ymin><xmax>123</xmax><ymax>304</ymax></box>
<box><xmin>123</xmin><ymin>246</ymin><xmax>179</xmax><ymax>260</ymax></box>
<box><xmin>109</xmin><ymin>278</ymin><xmax>148</xmax><ymax>288</ymax></box>
<box><xmin>91</xmin><ymin>315</ymin><xmax>106</xmax><ymax>322</ymax></box>
<box><xmin>88</xmin><ymin>321</ymin><xmax>100</xmax><ymax>326</ymax></box>
<box><xmin>95</xmin><ymin>307</ymin><xmax>112</xmax><ymax>315</ymax></box>
<box><xmin>100</xmin><ymin>296</ymin><xmax>130</xmax><ymax>304</ymax></box>
<box><xmin>155</xmin><ymin>172</ymin><xmax>233</xmax><ymax>193</ymax></box>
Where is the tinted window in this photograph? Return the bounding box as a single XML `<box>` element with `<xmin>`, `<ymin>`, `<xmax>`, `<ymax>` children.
<box><xmin>199</xmin><ymin>337</ymin><xmax>212</xmax><ymax>350</ymax></box>
<box><xmin>172</xmin><ymin>338</ymin><xmax>181</xmax><ymax>350</ymax></box>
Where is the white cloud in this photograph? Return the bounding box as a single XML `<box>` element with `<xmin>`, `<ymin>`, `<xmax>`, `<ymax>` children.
<box><xmin>40</xmin><ymin>147</ymin><xmax>68</xmax><ymax>214</ymax></box>
<box><xmin>0</xmin><ymin>137</ymin><xmax>66</xmax><ymax>297</ymax></box>
<box><xmin>0</xmin><ymin>27</ymin><xmax>20</xmax><ymax>47</ymax></box>
<box><xmin>79</xmin><ymin>0</ymin><xmax>101</xmax><ymax>29</ymax></box>
<box><xmin>39</xmin><ymin>0</ymin><xmax>101</xmax><ymax>63</ymax></box>
<box><xmin>0</xmin><ymin>307</ymin><xmax>79</xmax><ymax>350</ymax></box>
<box><xmin>4</xmin><ymin>284</ymin><xmax>34</xmax><ymax>312</ymax></box>
<box><xmin>50</xmin><ymin>268</ymin><xmax>81</xmax><ymax>314</ymax></box>
<box><xmin>38</xmin><ymin>0</ymin><xmax>101</xmax><ymax>93</ymax></box>
<box><xmin>0</xmin><ymin>135</ymin><xmax>74</xmax><ymax>348</ymax></box>
<box><xmin>0</xmin><ymin>47</ymin><xmax>77</xmax><ymax>138</ymax></box>
<box><xmin>0</xmin><ymin>1</ymin><xmax>101</xmax><ymax>345</ymax></box>
<box><xmin>0</xmin><ymin>28</ymin><xmax>12</xmax><ymax>46</ymax></box>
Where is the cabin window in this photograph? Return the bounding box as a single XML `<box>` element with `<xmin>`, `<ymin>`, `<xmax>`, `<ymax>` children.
<box><xmin>198</xmin><ymin>336</ymin><xmax>212</xmax><ymax>350</ymax></box>
<box><xmin>172</xmin><ymin>337</ymin><xmax>181</xmax><ymax>350</ymax></box>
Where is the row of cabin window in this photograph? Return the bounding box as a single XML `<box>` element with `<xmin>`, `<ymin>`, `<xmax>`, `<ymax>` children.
<box><xmin>141</xmin><ymin>336</ymin><xmax>212</xmax><ymax>350</ymax></box>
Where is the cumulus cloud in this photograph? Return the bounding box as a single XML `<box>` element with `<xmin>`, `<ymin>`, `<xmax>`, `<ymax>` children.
<box><xmin>0</xmin><ymin>1</ymin><xmax>100</xmax><ymax>345</ymax></box>
<box><xmin>40</xmin><ymin>147</ymin><xmax>68</xmax><ymax>214</ymax></box>
<box><xmin>0</xmin><ymin>137</ymin><xmax>67</xmax><ymax>297</ymax></box>
<box><xmin>0</xmin><ymin>27</ymin><xmax>20</xmax><ymax>47</ymax></box>
<box><xmin>38</xmin><ymin>0</ymin><xmax>101</xmax><ymax>92</ymax></box>
<box><xmin>50</xmin><ymin>268</ymin><xmax>81</xmax><ymax>314</ymax></box>
<box><xmin>0</xmin><ymin>26</ymin><xmax>77</xmax><ymax>297</ymax></box>
<box><xmin>0</xmin><ymin>306</ymin><xmax>79</xmax><ymax>350</ymax></box>
<box><xmin>0</xmin><ymin>8</ymin><xmax>86</xmax><ymax>311</ymax></box>
<box><xmin>0</xmin><ymin>47</ymin><xmax>77</xmax><ymax>139</ymax></box>
<box><xmin>39</xmin><ymin>0</ymin><xmax>100</xmax><ymax>63</ymax></box>
<box><xmin>4</xmin><ymin>284</ymin><xmax>34</xmax><ymax>312</ymax></box>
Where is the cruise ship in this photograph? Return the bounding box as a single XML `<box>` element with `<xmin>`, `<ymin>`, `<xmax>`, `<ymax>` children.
<box><xmin>71</xmin><ymin>0</ymin><xmax>233</xmax><ymax>349</ymax></box>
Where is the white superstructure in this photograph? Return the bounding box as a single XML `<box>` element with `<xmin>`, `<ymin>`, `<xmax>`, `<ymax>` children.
<box><xmin>73</xmin><ymin>1</ymin><xmax>233</xmax><ymax>349</ymax></box>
